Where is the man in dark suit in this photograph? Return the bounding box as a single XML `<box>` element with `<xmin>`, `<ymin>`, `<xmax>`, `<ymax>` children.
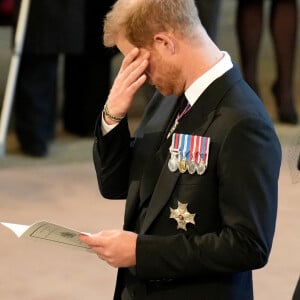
<box><xmin>63</xmin><ymin>0</ymin><xmax>117</xmax><ymax>137</ymax></box>
<box><xmin>79</xmin><ymin>0</ymin><xmax>282</xmax><ymax>299</ymax></box>
<box><xmin>13</xmin><ymin>0</ymin><xmax>116</xmax><ymax>156</ymax></box>
<box><xmin>13</xmin><ymin>0</ymin><xmax>85</xmax><ymax>156</ymax></box>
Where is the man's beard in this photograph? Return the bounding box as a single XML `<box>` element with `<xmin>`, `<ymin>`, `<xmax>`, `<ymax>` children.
<box><xmin>153</xmin><ymin>63</ymin><xmax>183</xmax><ymax>96</ymax></box>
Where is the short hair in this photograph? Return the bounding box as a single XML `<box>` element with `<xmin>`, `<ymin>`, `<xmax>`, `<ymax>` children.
<box><xmin>103</xmin><ymin>0</ymin><xmax>201</xmax><ymax>48</ymax></box>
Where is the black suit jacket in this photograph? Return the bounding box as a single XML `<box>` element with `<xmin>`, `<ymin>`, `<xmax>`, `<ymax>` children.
<box><xmin>93</xmin><ymin>65</ymin><xmax>282</xmax><ymax>300</ymax></box>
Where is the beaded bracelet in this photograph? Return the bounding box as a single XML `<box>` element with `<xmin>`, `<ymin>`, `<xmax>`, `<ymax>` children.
<box><xmin>103</xmin><ymin>103</ymin><xmax>125</xmax><ymax>122</ymax></box>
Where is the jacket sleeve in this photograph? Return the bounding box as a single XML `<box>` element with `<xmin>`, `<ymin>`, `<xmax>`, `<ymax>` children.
<box><xmin>93</xmin><ymin>115</ymin><xmax>132</xmax><ymax>199</ymax></box>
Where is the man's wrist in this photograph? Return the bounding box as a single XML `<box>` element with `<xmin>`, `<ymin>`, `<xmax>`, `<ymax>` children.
<box><xmin>103</xmin><ymin>103</ymin><xmax>125</xmax><ymax>124</ymax></box>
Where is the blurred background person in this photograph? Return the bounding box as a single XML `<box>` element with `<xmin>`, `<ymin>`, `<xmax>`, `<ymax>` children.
<box><xmin>236</xmin><ymin>0</ymin><xmax>298</xmax><ymax>124</ymax></box>
<box><xmin>13</xmin><ymin>0</ymin><xmax>85</xmax><ymax>157</ymax></box>
<box><xmin>0</xmin><ymin>0</ymin><xmax>14</xmax><ymax>25</ymax></box>
<box><xmin>13</xmin><ymin>0</ymin><xmax>115</xmax><ymax>157</ymax></box>
<box><xmin>195</xmin><ymin>0</ymin><xmax>222</xmax><ymax>42</ymax></box>
<box><xmin>63</xmin><ymin>1</ymin><xmax>116</xmax><ymax>137</ymax></box>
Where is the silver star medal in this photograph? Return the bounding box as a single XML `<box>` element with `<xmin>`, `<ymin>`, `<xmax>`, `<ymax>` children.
<box><xmin>169</xmin><ymin>201</ymin><xmax>196</xmax><ymax>231</ymax></box>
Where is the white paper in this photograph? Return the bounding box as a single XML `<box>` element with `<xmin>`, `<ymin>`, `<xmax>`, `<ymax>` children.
<box><xmin>1</xmin><ymin>221</ymin><xmax>92</xmax><ymax>253</ymax></box>
<box><xmin>1</xmin><ymin>222</ymin><xmax>29</xmax><ymax>238</ymax></box>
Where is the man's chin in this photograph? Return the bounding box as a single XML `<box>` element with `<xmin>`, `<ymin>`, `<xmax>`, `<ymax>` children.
<box><xmin>156</xmin><ymin>86</ymin><xmax>179</xmax><ymax>96</ymax></box>
<box><xmin>157</xmin><ymin>89</ymin><xmax>173</xmax><ymax>97</ymax></box>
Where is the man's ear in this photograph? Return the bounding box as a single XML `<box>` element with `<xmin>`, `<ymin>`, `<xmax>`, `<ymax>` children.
<box><xmin>153</xmin><ymin>33</ymin><xmax>175</xmax><ymax>54</ymax></box>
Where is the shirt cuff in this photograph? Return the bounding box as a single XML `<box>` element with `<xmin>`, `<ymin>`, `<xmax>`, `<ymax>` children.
<box><xmin>101</xmin><ymin>112</ymin><xmax>119</xmax><ymax>135</ymax></box>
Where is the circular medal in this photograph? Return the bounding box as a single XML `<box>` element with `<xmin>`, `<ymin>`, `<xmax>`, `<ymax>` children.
<box><xmin>188</xmin><ymin>162</ymin><xmax>196</xmax><ymax>174</ymax></box>
<box><xmin>168</xmin><ymin>156</ymin><xmax>178</xmax><ymax>172</ymax></box>
<box><xmin>178</xmin><ymin>159</ymin><xmax>187</xmax><ymax>173</ymax></box>
<box><xmin>197</xmin><ymin>161</ymin><xmax>206</xmax><ymax>175</ymax></box>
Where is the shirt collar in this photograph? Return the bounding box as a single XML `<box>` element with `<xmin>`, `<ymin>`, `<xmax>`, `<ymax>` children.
<box><xmin>185</xmin><ymin>51</ymin><xmax>233</xmax><ymax>106</ymax></box>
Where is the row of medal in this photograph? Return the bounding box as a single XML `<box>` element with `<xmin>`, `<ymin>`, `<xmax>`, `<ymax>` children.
<box><xmin>168</xmin><ymin>133</ymin><xmax>210</xmax><ymax>175</ymax></box>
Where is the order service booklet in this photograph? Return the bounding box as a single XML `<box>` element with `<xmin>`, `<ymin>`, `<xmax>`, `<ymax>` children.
<box><xmin>0</xmin><ymin>220</ymin><xmax>92</xmax><ymax>253</ymax></box>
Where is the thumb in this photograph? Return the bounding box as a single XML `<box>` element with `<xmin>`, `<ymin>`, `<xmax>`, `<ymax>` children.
<box><xmin>78</xmin><ymin>233</ymin><xmax>93</xmax><ymax>244</ymax></box>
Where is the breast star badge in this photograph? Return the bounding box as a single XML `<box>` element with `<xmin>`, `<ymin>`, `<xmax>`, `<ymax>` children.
<box><xmin>169</xmin><ymin>201</ymin><xmax>196</xmax><ymax>231</ymax></box>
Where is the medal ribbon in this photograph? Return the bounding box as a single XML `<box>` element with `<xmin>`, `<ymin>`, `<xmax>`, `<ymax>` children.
<box><xmin>204</xmin><ymin>137</ymin><xmax>210</xmax><ymax>165</ymax></box>
<box><xmin>182</xmin><ymin>134</ymin><xmax>188</xmax><ymax>161</ymax></box>
<box><xmin>189</xmin><ymin>135</ymin><xmax>196</xmax><ymax>162</ymax></box>
<box><xmin>178</xmin><ymin>133</ymin><xmax>183</xmax><ymax>160</ymax></box>
<box><xmin>170</xmin><ymin>133</ymin><xmax>175</xmax><ymax>152</ymax></box>
<box><xmin>200</xmin><ymin>137</ymin><xmax>207</xmax><ymax>163</ymax></box>
<box><xmin>176</xmin><ymin>103</ymin><xmax>191</xmax><ymax>123</ymax></box>
<box><xmin>197</xmin><ymin>136</ymin><xmax>202</xmax><ymax>164</ymax></box>
<box><xmin>170</xmin><ymin>133</ymin><xmax>180</xmax><ymax>155</ymax></box>
<box><xmin>175</xmin><ymin>133</ymin><xmax>179</xmax><ymax>150</ymax></box>
<box><xmin>169</xmin><ymin>134</ymin><xmax>210</xmax><ymax>174</ymax></box>
<box><xmin>167</xmin><ymin>97</ymin><xmax>191</xmax><ymax>139</ymax></box>
<box><xmin>197</xmin><ymin>136</ymin><xmax>210</xmax><ymax>166</ymax></box>
<box><xmin>193</xmin><ymin>135</ymin><xmax>199</xmax><ymax>163</ymax></box>
<box><xmin>185</xmin><ymin>134</ymin><xmax>191</xmax><ymax>161</ymax></box>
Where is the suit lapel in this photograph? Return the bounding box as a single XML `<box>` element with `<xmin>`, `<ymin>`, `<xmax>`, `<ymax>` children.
<box><xmin>124</xmin><ymin>94</ymin><xmax>179</xmax><ymax>229</ymax></box>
